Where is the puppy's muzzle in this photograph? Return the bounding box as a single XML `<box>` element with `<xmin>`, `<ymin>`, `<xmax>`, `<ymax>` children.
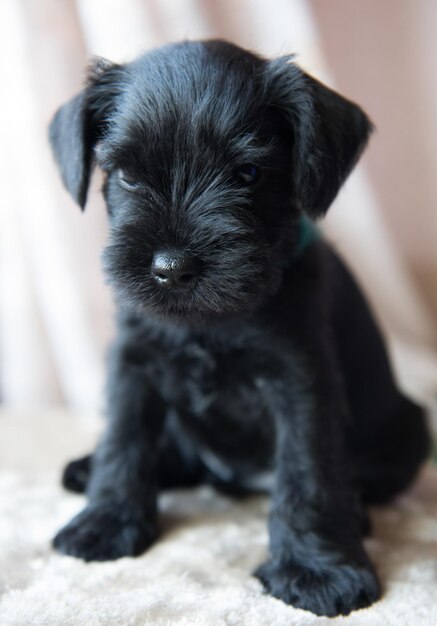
<box><xmin>151</xmin><ymin>251</ymin><xmax>200</xmax><ymax>289</ymax></box>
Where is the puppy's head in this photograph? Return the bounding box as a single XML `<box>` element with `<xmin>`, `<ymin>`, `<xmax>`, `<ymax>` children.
<box><xmin>49</xmin><ymin>40</ymin><xmax>372</xmax><ymax>322</ymax></box>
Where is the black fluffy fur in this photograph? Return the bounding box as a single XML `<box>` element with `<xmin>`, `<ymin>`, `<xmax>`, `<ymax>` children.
<box><xmin>49</xmin><ymin>40</ymin><xmax>430</xmax><ymax>617</ymax></box>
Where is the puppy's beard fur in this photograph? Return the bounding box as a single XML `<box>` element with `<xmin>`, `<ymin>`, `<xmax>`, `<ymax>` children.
<box><xmin>102</xmin><ymin>224</ymin><xmax>282</xmax><ymax>322</ymax></box>
<box><xmin>103</xmin><ymin>254</ymin><xmax>278</xmax><ymax>323</ymax></box>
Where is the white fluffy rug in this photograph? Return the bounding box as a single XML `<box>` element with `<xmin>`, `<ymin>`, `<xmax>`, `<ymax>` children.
<box><xmin>1</xmin><ymin>410</ymin><xmax>437</xmax><ymax>626</ymax></box>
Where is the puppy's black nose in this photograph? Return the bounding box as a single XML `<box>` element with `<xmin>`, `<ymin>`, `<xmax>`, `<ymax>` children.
<box><xmin>151</xmin><ymin>251</ymin><xmax>199</xmax><ymax>288</ymax></box>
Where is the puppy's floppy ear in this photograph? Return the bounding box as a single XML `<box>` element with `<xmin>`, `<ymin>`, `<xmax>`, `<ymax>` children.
<box><xmin>49</xmin><ymin>58</ymin><xmax>125</xmax><ymax>209</ymax></box>
<box><xmin>267</xmin><ymin>58</ymin><xmax>373</xmax><ymax>218</ymax></box>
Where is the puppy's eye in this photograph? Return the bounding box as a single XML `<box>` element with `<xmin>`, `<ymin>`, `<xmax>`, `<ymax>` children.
<box><xmin>235</xmin><ymin>164</ymin><xmax>260</xmax><ymax>186</ymax></box>
<box><xmin>118</xmin><ymin>169</ymin><xmax>141</xmax><ymax>192</ymax></box>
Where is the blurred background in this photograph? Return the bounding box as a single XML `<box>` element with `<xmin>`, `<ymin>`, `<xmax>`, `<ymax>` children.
<box><xmin>0</xmin><ymin>0</ymin><xmax>436</xmax><ymax>419</ymax></box>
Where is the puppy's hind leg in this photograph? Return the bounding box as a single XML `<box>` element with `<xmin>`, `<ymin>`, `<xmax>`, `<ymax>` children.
<box><xmin>354</xmin><ymin>397</ymin><xmax>431</xmax><ymax>505</ymax></box>
<box><xmin>62</xmin><ymin>454</ymin><xmax>91</xmax><ymax>493</ymax></box>
<box><xmin>330</xmin><ymin>250</ymin><xmax>431</xmax><ymax>505</ymax></box>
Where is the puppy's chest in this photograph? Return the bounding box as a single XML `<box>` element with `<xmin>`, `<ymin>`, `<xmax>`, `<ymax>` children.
<box><xmin>164</xmin><ymin>341</ymin><xmax>261</xmax><ymax>415</ymax></box>
<box><xmin>163</xmin><ymin>339</ymin><xmax>275</xmax><ymax>468</ymax></box>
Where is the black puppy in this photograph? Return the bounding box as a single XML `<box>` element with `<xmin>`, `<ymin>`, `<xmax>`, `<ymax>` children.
<box><xmin>49</xmin><ymin>40</ymin><xmax>430</xmax><ymax>617</ymax></box>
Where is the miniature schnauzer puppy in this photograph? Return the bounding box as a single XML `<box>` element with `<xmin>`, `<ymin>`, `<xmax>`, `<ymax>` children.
<box><xmin>49</xmin><ymin>40</ymin><xmax>430</xmax><ymax>616</ymax></box>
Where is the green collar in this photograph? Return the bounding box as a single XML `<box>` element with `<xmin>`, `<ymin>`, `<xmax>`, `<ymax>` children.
<box><xmin>293</xmin><ymin>215</ymin><xmax>319</xmax><ymax>261</ymax></box>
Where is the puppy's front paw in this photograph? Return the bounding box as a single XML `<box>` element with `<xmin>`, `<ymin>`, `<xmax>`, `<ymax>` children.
<box><xmin>53</xmin><ymin>504</ymin><xmax>157</xmax><ymax>561</ymax></box>
<box><xmin>255</xmin><ymin>558</ymin><xmax>380</xmax><ymax>617</ymax></box>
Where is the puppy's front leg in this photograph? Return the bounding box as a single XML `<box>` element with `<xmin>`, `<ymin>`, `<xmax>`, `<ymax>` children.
<box><xmin>255</xmin><ymin>344</ymin><xmax>380</xmax><ymax>616</ymax></box>
<box><xmin>53</xmin><ymin>339</ymin><xmax>165</xmax><ymax>561</ymax></box>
